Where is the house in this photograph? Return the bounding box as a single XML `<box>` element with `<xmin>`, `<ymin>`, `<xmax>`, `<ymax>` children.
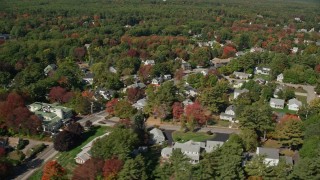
<box><xmin>181</xmin><ymin>60</ymin><xmax>192</xmax><ymax>70</ymax></box>
<box><xmin>233</xmin><ymin>72</ymin><xmax>252</xmax><ymax>79</ymax></box>
<box><xmin>126</xmin><ymin>82</ymin><xmax>146</xmax><ymax>90</ymax></box>
<box><xmin>95</xmin><ymin>88</ymin><xmax>115</xmax><ymax>100</ymax></box>
<box><xmin>250</xmin><ymin>47</ymin><xmax>265</xmax><ymax>53</ymax></box>
<box><xmin>75</xmin><ymin>133</ymin><xmax>109</xmax><ymax>164</ymax></box>
<box><xmin>44</xmin><ymin>64</ymin><xmax>57</xmax><ymax>76</ymax></box>
<box><xmin>211</xmin><ymin>58</ymin><xmax>232</xmax><ymax>67</ymax></box>
<box><xmin>161</xmin><ymin>140</ymin><xmax>224</xmax><ymax>164</ymax></box>
<box><xmin>316</xmin><ymin>41</ymin><xmax>320</xmax><ymax>46</ymax></box>
<box><xmin>0</xmin><ymin>34</ymin><xmax>10</xmax><ymax>40</ymax></box>
<box><xmin>270</xmin><ymin>98</ymin><xmax>285</xmax><ymax>109</ymax></box>
<box><xmin>144</xmin><ymin>60</ymin><xmax>155</xmax><ymax>66</ymax></box>
<box><xmin>83</xmin><ymin>72</ymin><xmax>94</xmax><ymax>85</ymax></box>
<box><xmin>233</xmin><ymin>82</ymin><xmax>243</xmax><ymax>89</ymax></box>
<box><xmin>201</xmin><ymin>70</ymin><xmax>208</xmax><ymax>76</ymax></box>
<box><xmin>236</xmin><ymin>51</ymin><xmax>245</xmax><ymax>57</ymax></box>
<box><xmin>163</xmin><ymin>74</ymin><xmax>172</xmax><ymax>80</ymax></box>
<box><xmin>255</xmin><ymin>78</ymin><xmax>266</xmax><ymax>85</ymax></box>
<box><xmin>28</xmin><ymin>102</ymin><xmax>73</xmax><ymax>132</ymax></box>
<box><xmin>220</xmin><ymin>105</ymin><xmax>236</xmax><ymax>122</ymax></box>
<box><xmin>182</xmin><ymin>99</ymin><xmax>194</xmax><ymax>107</ymax></box>
<box><xmin>291</xmin><ymin>47</ymin><xmax>299</xmax><ymax>54</ymax></box>
<box><xmin>288</xmin><ymin>98</ymin><xmax>302</xmax><ymax>111</ymax></box>
<box><xmin>132</xmin><ymin>98</ymin><xmax>147</xmax><ymax>110</ymax></box>
<box><xmin>149</xmin><ymin>128</ymin><xmax>166</xmax><ymax>145</ymax></box>
<box><xmin>184</xmin><ymin>85</ymin><xmax>198</xmax><ymax>97</ymax></box>
<box><xmin>205</xmin><ymin>141</ymin><xmax>224</xmax><ymax>153</ymax></box>
<box><xmin>109</xmin><ymin>66</ymin><xmax>117</xmax><ymax>74</ymax></box>
<box><xmin>151</xmin><ymin>77</ymin><xmax>163</xmax><ymax>86</ymax></box>
<box><xmin>273</xmin><ymin>85</ymin><xmax>285</xmax><ymax>98</ymax></box>
<box><xmin>255</xmin><ymin>67</ymin><xmax>271</xmax><ymax>75</ymax></box>
<box><xmin>84</xmin><ymin>43</ymin><xmax>91</xmax><ymax>50</ymax></box>
<box><xmin>277</xmin><ymin>73</ymin><xmax>284</xmax><ymax>83</ymax></box>
<box><xmin>234</xmin><ymin>88</ymin><xmax>249</xmax><ymax>99</ymax></box>
<box><xmin>294</xmin><ymin>17</ymin><xmax>301</xmax><ymax>22</ymax></box>
<box><xmin>256</xmin><ymin>147</ymin><xmax>279</xmax><ymax>166</ymax></box>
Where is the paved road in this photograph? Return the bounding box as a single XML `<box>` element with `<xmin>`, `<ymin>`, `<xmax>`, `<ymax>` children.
<box><xmin>223</xmin><ymin>76</ymin><xmax>318</xmax><ymax>103</ymax></box>
<box><xmin>13</xmin><ymin>143</ymin><xmax>58</xmax><ymax>180</ymax></box>
<box><xmin>150</xmin><ymin>124</ymin><xmax>239</xmax><ymax>134</ymax></box>
<box><xmin>77</xmin><ymin>111</ymin><xmax>108</xmax><ymax>126</ymax></box>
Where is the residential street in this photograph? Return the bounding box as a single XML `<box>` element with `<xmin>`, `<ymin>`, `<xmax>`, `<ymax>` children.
<box><xmin>77</xmin><ymin>111</ymin><xmax>108</xmax><ymax>126</ymax></box>
<box><xmin>13</xmin><ymin>143</ymin><xmax>58</xmax><ymax>180</ymax></box>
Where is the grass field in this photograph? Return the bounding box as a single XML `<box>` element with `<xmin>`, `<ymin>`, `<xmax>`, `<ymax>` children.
<box><xmin>272</xmin><ymin>106</ymin><xmax>297</xmax><ymax>114</ymax></box>
<box><xmin>172</xmin><ymin>131</ymin><xmax>215</xmax><ymax>142</ymax></box>
<box><xmin>28</xmin><ymin>125</ymin><xmax>111</xmax><ymax>179</ymax></box>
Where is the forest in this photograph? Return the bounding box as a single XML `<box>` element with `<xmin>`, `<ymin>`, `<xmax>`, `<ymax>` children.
<box><xmin>0</xmin><ymin>0</ymin><xmax>320</xmax><ymax>179</ymax></box>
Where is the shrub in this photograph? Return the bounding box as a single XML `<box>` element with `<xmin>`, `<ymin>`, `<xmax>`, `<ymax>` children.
<box><xmin>27</xmin><ymin>143</ymin><xmax>46</xmax><ymax>158</ymax></box>
<box><xmin>17</xmin><ymin>139</ymin><xmax>29</xmax><ymax>150</ymax></box>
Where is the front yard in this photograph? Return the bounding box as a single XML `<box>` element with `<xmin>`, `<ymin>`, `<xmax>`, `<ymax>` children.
<box><xmin>172</xmin><ymin>131</ymin><xmax>215</xmax><ymax>142</ymax></box>
<box><xmin>272</xmin><ymin>106</ymin><xmax>297</xmax><ymax>114</ymax></box>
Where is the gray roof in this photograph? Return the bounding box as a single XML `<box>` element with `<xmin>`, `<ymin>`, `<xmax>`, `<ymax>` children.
<box><xmin>288</xmin><ymin>98</ymin><xmax>302</xmax><ymax>106</ymax></box>
<box><xmin>220</xmin><ymin>113</ymin><xmax>235</xmax><ymax>119</ymax></box>
<box><xmin>233</xmin><ymin>71</ymin><xmax>251</xmax><ymax>77</ymax></box>
<box><xmin>174</xmin><ymin>140</ymin><xmax>201</xmax><ymax>153</ymax></box>
<box><xmin>84</xmin><ymin>72</ymin><xmax>94</xmax><ymax>79</ymax></box>
<box><xmin>256</xmin><ymin>147</ymin><xmax>279</xmax><ymax>160</ymax></box>
<box><xmin>226</xmin><ymin>105</ymin><xmax>235</xmax><ymax>112</ymax></box>
<box><xmin>283</xmin><ymin>156</ymin><xmax>293</xmax><ymax>165</ymax></box>
<box><xmin>234</xmin><ymin>88</ymin><xmax>249</xmax><ymax>94</ymax></box>
<box><xmin>270</xmin><ymin>98</ymin><xmax>285</xmax><ymax>105</ymax></box>
<box><xmin>150</xmin><ymin>128</ymin><xmax>165</xmax><ymax>139</ymax></box>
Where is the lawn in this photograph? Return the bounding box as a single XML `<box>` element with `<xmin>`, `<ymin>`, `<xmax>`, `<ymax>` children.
<box><xmin>295</xmin><ymin>95</ymin><xmax>307</xmax><ymax>105</ymax></box>
<box><xmin>172</xmin><ymin>131</ymin><xmax>215</xmax><ymax>142</ymax></box>
<box><xmin>28</xmin><ymin>125</ymin><xmax>111</xmax><ymax>179</ymax></box>
<box><xmin>272</xmin><ymin>106</ymin><xmax>297</xmax><ymax>114</ymax></box>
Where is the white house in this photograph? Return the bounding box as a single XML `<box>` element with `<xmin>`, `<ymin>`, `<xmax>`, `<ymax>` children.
<box><xmin>255</xmin><ymin>67</ymin><xmax>271</xmax><ymax>75</ymax></box>
<box><xmin>83</xmin><ymin>72</ymin><xmax>94</xmax><ymax>85</ymax></box>
<box><xmin>164</xmin><ymin>74</ymin><xmax>172</xmax><ymax>80</ymax></box>
<box><xmin>256</xmin><ymin>147</ymin><xmax>279</xmax><ymax>166</ymax></box>
<box><xmin>75</xmin><ymin>133</ymin><xmax>109</xmax><ymax>164</ymax></box>
<box><xmin>233</xmin><ymin>72</ymin><xmax>252</xmax><ymax>79</ymax></box>
<box><xmin>149</xmin><ymin>128</ymin><xmax>166</xmax><ymax>145</ymax></box>
<box><xmin>277</xmin><ymin>73</ymin><xmax>284</xmax><ymax>83</ymax></box>
<box><xmin>144</xmin><ymin>60</ymin><xmax>155</xmax><ymax>66</ymax></box>
<box><xmin>291</xmin><ymin>47</ymin><xmax>299</xmax><ymax>54</ymax></box>
<box><xmin>250</xmin><ymin>47</ymin><xmax>265</xmax><ymax>53</ymax></box>
<box><xmin>184</xmin><ymin>85</ymin><xmax>198</xmax><ymax>97</ymax></box>
<box><xmin>201</xmin><ymin>70</ymin><xmax>208</xmax><ymax>76</ymax></box>
<box><xmin>270</xmin><ymin>98</ymin><xmax>285</xmax><ymax>109</ymax></box>
<box><xmin>288</xmin><ymin>98</ymin><xmax>302</xmax><ymax>111</ymax></box>
<box><xmin>151</xmin><ymin>77</ymin><xmax>163</xmax><ymax>86</ymax></box>
<box><xmin>220</xmin><ymin>105</ymin><xmax>236</xmax><ymax>122</ymax></box>
<box><xmin>234</xmin><ymin>88</ymin><xmax>249</xmax><ymax>99</ymax></box>
<box><xmin>132</xmin><ymin>98</ymin><xmax>147</xmax><ymax>110</ymax></box>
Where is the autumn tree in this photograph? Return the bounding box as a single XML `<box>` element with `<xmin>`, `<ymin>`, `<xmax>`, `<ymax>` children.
<box><xmin>138</xmin><ymin>65</ymin><xmax>153</xmax><ymax>83</ymax></box>
<box><xmin>106</xmin><ymin>98</ymin><xmax>118</xmax><ymax>115</ymax></box>
<box><xmin>103</xmin><ymin>157</ymin><xmax>124</xmax><ymax>180</ymax></box>
<box><xmin>49</xmin><ymin>86</ymin><xmax>74</xmax><ymax>103</ymax></box>
<box><xmin>72</xmin><ymin>158</ymin><xmax>104</xmax><ymax>180</ymax></box>
<box><xmin>127</xmin><ymin>88</ymin><xmax>144</xmax><ymax>103</ymax></box>
<box><xmin>114</xmin><ymin>100</ymin><xmax>137</xmax><ymax>119</ymax></box>
<box><xmin>275</xmin><ymin>118</ymin><xmax>304</xmax><ymax>149</ymax></box>
<box><xmin>185</xmin><ymin>101</ymin><xmax>208</xmax><ymax>126</ymax></box>
<box><xmin>66</xmin><ymin>122</ymin><xmax>84</xmax><ymax>136</ymax></box>
<box><xmin>42</xmin><ymin>160</ymin><xmax>66</xmax><ymax>180</ymax></box>
<box><xmin>172</xmin><ymin>102</ymin><xmax>184</xmax><ymax>121</ymax></box>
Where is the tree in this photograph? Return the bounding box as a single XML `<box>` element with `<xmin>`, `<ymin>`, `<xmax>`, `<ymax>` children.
<box><xmin>114</xmin><ymin>100</ymin><xmax>137</xmax><ymax>119</ymax></box>
<box><xmin>67</xmin><ymin>122</ymin><xmax>84</xmax><ymax>136</ymax></box>
<box><xmin>238</xmin><ymin>103</ymin><xmax>274</xmax><ymax>139</ymax></box>
<box><xmin>197</xmin><ymin>150</ymin><xmax>219</xmax><ymax>179</ymax></box>
<box><xmin>118</xmin><ymin>155</ymin><xmax>147</xmax><ymax>180</ymax></box>
<box><xmin>49</xmin><ymin>86</ymin><xmax>74</xmax><ymax>103</ymax></box>
<box><xmin>0</xmin><ymin>161</ymin><xmax>11</xmax><ymax>178</ymax></box>
<box><xmin>42</xmin><ymin>161</ymin><xmax>66</xmax><ymax>180</ymax></box>
<box><xmin>290</xmin><ymin>156</ymin><xmax>320</xmax><ymax>180</ymax></box>
<box><xmin>72</xmin><ymin>158</ymin><xmax>104</xmax><ymax>180</ymax></box>
<box><xmin>172</xmin><ymin>102</ymin><xmax>184</xmax><ymax>120</ymax></box>
<box><xmin>106</xmin><ymin>98</ymin><xmax>118</xmax><ymax>115</ymax></box>
<box><xmin>275</xmin><ymin>118</ymin><xmax>304</xmax><ymax>149</ymax></box>
<box><xmin>103</xmin><ymin>157</ymin><xmax>124</xmax><ymax>180</ymax></box>
<box><xmin>53</xmin><ymin>130</ymin><xmax>78</xmax><ymax>151</ymax></box>
<box><xmin>245</xmin><ymin>155</ymin><xmax>269</xmax><ymax>179</ymax></box>
<box><xmin>127</xmin><ymin>88</ymin><xmax>144</xmax><ymax>103</ymax></box>
<box><xmin>91</xmin><ymin>128</ymin><xmax>138</xmax><ymax>160</ymax></box>
<box><xmin>185</xmin><ymin>101</ymin><xmax>208</xmax><ymax>126</ymax></box>
<box><xmin>169</xmin><ymin>149</ymin><xmax>193</xmax><ymax>179</ymax></box>
<box><xmin>239</xmin><ymin>128</ymin><xmax>258</xmax><ymax>152</ymax></box>
<box><xmin>199</xmin><ymin>86</ymin><xmax>229</xmax><ymax>113</ymax></box>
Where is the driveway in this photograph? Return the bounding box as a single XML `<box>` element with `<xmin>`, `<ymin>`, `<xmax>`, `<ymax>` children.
<box><xmin>163</xmin><ymin>130</ymin><xmax>174</xmax><ymax>145</ymax></box>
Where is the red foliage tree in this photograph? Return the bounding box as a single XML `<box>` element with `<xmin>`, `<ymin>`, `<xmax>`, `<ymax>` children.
<box><xmin>72</xmin><ymin>158</ymin><xmax>104</xmax><ymax>180</ymax></box>
<box><xmin>49</xmin><ymin>86</ymin><xmax>74</xmax><ymax>103</ymax></box>
<box><xmin>222</xmin><ymin>46</ymin><xmax>236</xmax><ymax>58</ymax></box>
<box><xmin>279</xmin><ymin>114</ymin><xmax>300</xmax><ymax>124</ymax></box>
<box><xmin>74</xmin><ymin>47</ymin><xmax>86</xmax><ymax>60</ymax></box>
<box><xmin>106</xmin><ymin>98</ymin><xmax>118</xmax><ymax>115</ymax></box>
<box><xmin>103</xmin><ymin>158</ymin><xmax>124</xmax><ymax>180</ymax></box>
<box><xmin>174</xmin><ymin>68</ymin><xmax>184</xmax><ymax>81</ymax></box>
<box><xmin>315</xmin><ymin>64</ymin><xmax>320</xmax><ymax>73</ymax></box>
<box><xmin>185</xmin><ymin>101</ymin><xmax>208</xmax><ymax>125</ymax></box>
<box><xmin>172</xmin><ymin>102</ymin><xmax>184</xmax><ymax>120</ymax></box>
<box><xmin>0</xmin><ymin>162</ymin><xmax>11</xmax><ymax>178</ymax></box>
<box><xmin>127</xmin><ymin>49</ymin><xmax>139</xmax><ymax>57</ymax></box>
<box><xmin>42</xmin><ymin>161</ymin><xmax>66</xmax><ymax>180</ymax></box>
<box><xmin>127</xmin><ymin>88</ymin><xmax>144</xmax><ymax>103</ymax></box>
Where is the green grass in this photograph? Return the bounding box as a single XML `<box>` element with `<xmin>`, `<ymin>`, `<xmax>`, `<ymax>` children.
<box><xmin>272</xmin><ymin>106</ymin><xmax>297</xmax><ymax>114</ymax></box>
<box><xmin>254</xmin><ymin>74</ymin><xmax>271</xmax><ymax>81</ymax></box>
<box><xmin>172</xmin><ymin>131</ymin><xmax>215</xmax><ymax>142</ymax></box>
<box><xmin>296</xmin><ymin>95</ymin><xmax>307</xmax><ymax>105</ymax></box>
<box><xmin>28</xmin><ymin>125</ymin><xmax>112</xmax><ymax>179</ymax></box>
